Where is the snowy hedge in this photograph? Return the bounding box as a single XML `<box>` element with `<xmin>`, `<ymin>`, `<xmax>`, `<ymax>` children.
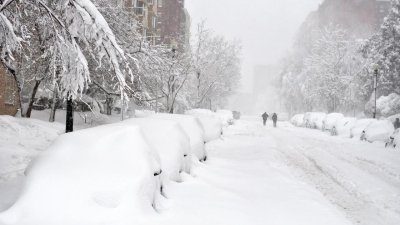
<box><xmin>365</xmin><ymin>93</ymin><xmax>400</xmax><ymax>118</ymax></box>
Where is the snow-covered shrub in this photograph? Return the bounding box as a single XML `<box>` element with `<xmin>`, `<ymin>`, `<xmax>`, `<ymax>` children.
<box><xmin>148</xmin><ymin>114</ymin><xmax>207</xmax><ymax>161</ymax></box>
<box><xmin>215</xmin><ymin>110</ymin><xmax>235</xmax><ymax>126</ymax></box>
<box><xmin>121</xmin><ymin>118</ymin><xmax>191</xmax><ymax>180</ymax></box>
<box><xmin>185</xmin><ymin>109</ymin><xmax>223</xmax><ymax>142</ymax></box>
<box><xmin>362</xmin><ymin>120</ymin><xmax>394</xmax><ymax>143</ymax></box>
<box><xmin>350</xmin><ymin>119</ymin><xmax>376</xmax><ymax>139</ymax></box>
<box><xmin>291</xmin><ymin>114</ymin><xmax>304</xmax><ymax>127</ymax></box>
<box><xmin>0</xmin><ymin>123</ymin><xmax>162</xmax><ymax>224</ymax></box>
<box><xmin>365</xmin><ymin>93</ymin><xmax>400</xmax><ymax>118</ymax></box>
<box><xmin>322</xmin><ymin>113</ymin><xmax>344</xmax><ymax>131</ymax></box>
<box><xmin>331</xmin><ymin>117</ymin><xmax>357</xmax><ymax>137</ymax></box>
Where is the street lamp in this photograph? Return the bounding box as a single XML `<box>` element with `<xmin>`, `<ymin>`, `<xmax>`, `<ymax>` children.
<box><xmin>373</xmin><ymin>64</ymin><xmax>379</xmax><ymax>119</ymax></box>
<box><xmin>170</xmin><ymin>39</ymin><xmax>178</xmax><ymax>58</ymax></box>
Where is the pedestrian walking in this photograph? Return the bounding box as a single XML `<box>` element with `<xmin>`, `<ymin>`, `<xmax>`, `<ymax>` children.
<box><xmin>262</xmin><ymin>112</ymin><xmax>269</xmax><ymax>126</ymax></box>
<box><xmin>272</xmin><ymin>113</ymin><xmax>278</xmax><ymax>128</ymax></box>
<box><xmin>394</xmin><ymin>118</ymin><xmax>400</xmax><ymax>130</ymax></box>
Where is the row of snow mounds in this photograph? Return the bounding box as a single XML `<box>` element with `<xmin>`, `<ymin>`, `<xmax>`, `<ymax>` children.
<box><xmin>185</xmin><ymin>109</ymin><xmax>223</xmax><ymax>142</ymax></box>
<box><xmin>0</xmin><ymin>123</ymin><xmax>163</xmax><ymax>225</ymax></box>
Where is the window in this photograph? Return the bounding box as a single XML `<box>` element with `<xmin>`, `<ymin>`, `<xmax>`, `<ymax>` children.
<box><xmin>132</xmin><ymin>0</ymin><xmax>137</xmax><ymax>7</ymax></box>
<box><xmin>143</xmin><ymin>28</ymin><xmax>147</xmax><ymax>38</ymax></box>
<box><xmin>148</xmin><ymin>0</ymin><xmax>153</xmax><ymax>5</ymax></box>
<box><xmin>158</xmin><ymin>13</ymin><xmax>162</xmax><ymax>24</ymax></box>
<box><xmin>157</xmin><ymin>0</ymin><xmax>162</xmax><ymax>7</ymax></box>
<box><xmin>153</xmin><ymin>16</ymin><xmax>157</xmax><ymax>28</ymax></box>
<box><xmin>135</xmin><ymin>2</ymin><xmax>144</xmax><ymax>16</ymax></box>
<box><xmin>5</xmin><ymin>73</ymin><xmax>15</xmax><ymax>105</ymax></box>
<box><xmin>156</xmin><ymin>29</ymin><xmax>161</xmax><ymax>40</ymax></box>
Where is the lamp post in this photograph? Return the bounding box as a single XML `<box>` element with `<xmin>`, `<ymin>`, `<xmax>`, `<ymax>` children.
<box><xmin>373</xmin><ymin>64</ymin><xmax>379</xmax><ymax>119</ymax></box>
<box><xmin>169</xmin><ymin>39</ymin><xmax>178</xmax><ymax>113</ymax></box>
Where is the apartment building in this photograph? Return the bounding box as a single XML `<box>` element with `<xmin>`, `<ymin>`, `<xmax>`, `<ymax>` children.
<box><xmin>0</xmin><ymin>64</ymin><xmax>19</xmax><ymax>116</ymax></box>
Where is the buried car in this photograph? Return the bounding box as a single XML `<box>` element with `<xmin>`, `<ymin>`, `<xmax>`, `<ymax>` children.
<box><xmin>331</xmin><ymin>117</ymin><xmax>357</xmax><ymax>137</ymax></box>
<box><xmin>361</xmin><ymin>120</ymin><xmax>394</xmax><ymax>143</ymax></box>
<box><xmin>322</xmin><ymin>113</ymin><xmax>344</xmax><ymax>131</ymax></box>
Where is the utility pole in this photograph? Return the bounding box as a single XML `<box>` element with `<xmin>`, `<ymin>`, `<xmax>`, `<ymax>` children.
<box><xmin>373</xmin><ymin>64</ymin><xmax>379</xmax><ymax>119</ymax></box>
<box><xmin>66</xmin><ymin>92</ymin><xmax>73</xmax><ymax>133</ymax></box>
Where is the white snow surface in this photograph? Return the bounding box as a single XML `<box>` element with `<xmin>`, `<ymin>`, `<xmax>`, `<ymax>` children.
<box><xmin>290</xmin><ymin>114</ymin><xmax>304</xmax><ymax>126</ymax></box>
<box><xmin>350</xmin><ymin>119</ymin><xmax>376</xmax><ymax>139</ymax></box>
<box><xmin>332</xmin><ymin>117</ymin><xmax>358</xmax><ymax>137</ymax></box>
<box><xmin>148</xmin><ymin>113</ymin><xmax>206</xmax><ymax>161</ymax></box>
<box><xmin>322</xmin><ymin>113</ymin><xmax>344</xmax><ymax>131</ymax></box>
<box><xmin>185</xmin><ymin>109</ymin><xmax>222</xmax><ymax>142</ymax></box>
<box><xmin>120</xmin><ymin>118</ymin><xmax>191</xmax><ymax>180</ymax></box>
<box><xmin>363</xmin><ymin>120</ymin><xmax>394</xmax><ymax>143</ymax></box>
<box><xmin>0</xmin><ymin>123</ymin><xmax>161</xmax><ymax>225</ymax></box>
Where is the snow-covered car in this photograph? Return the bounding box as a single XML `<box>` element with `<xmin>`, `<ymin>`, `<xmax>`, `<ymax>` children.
<box><xmin>185</xmin><ymin>109</ymin><xmax>223</xmax><ymax>142</ymax></box>
<box><xmin>386</xmin><ymin>113</ymin><xmax>400</xmax><ymax>124</ymax></box>
<box><xmin>122</xmin><ymin>118</ymin><xmax>191</xmax><ymax>179</ymax></box>
<box><xmin>0</xmin><ymin>123</ymin><xmax>162</xmax><ymax>224</ymax></box>
<box><xmin>322</xmin><ymin>113</ymin><xmax>344</xmax><ymax>131</ymax></box>
<box><xmin>361</xmin><ymin>120</ymin><xmax>394</xmax><ymax>143</ymax></box>
<box><xmin>148</xmin><ymin>113</ymin><xmax>207</xmax><ymax>161</ymax></box>
<box><xmin>331</xmin><ymin>117</ymin><xmax>357</xmax><ymax>137</ymax></box>
<box><xmin>304</xmin><ymin>112</ymin><xmax>327</xmax><ymax>129</ymax></box>
<box><xmin>291</xmin><ymin>114</ymin><xmax>304</xmax><ymax>127</ymax></box>
<box><xmin>215</xmin><ymin>110</ymin><xmax>235</xmax><ymax>126</ymax></box>
<box><xmin>385</xmin><ymin>129</ymin><xmax>400</xmax><ymax>148</ymax></box>
<box><xmin>350</xmin><ymin>119</ymin><xmax>376</xmax><ymax>139</ymax></box>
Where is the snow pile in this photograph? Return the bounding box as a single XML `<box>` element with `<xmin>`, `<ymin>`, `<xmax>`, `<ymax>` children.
<box><xmin>121</xmin><ymin>118</ymin><xmax>191</xmax><ymax>180</ymax></box>
<box><xmin>0</xmin><ymin>116</ymin><xmax>63</xmax><ymax>182</ymax></box>
<box><xmin>0</xmin><ymin>123</ymin><xmax>162</xmax><ymax>225</ymax></box>
<box><xmin>185</xmin><ymin>109</ymin><xmax>222</xmax><ymax>142</ymax></box>
<box><xmin>365</xmin><ymin>93</ymin><xmax>400</xmax><ymax>117</ymax></box>
<box><xmin>362</xmin><ymin>120</ymin><xmax>394</xmax><ymax>143</ymax></box>
<box><xmin>350</xmin><ymin>119</ymin><xmax>376</xmax><ymax>139</ymax></box>
<box><xmin>148</xmin><ymin>114</ymin><xmax>207</xmax><ymax>161</ymax></box>
<box><xmin>331</xmin><ymin>117</ymin><xmax>358</xmax><ymax>137</ymax></box>
<box><xmin>304</xmin><ymin>112</ymin><xmax>327</xmax><ymax>129</ymax></box>
<box><xmin>290</xmin><ymin>114</ymin><xmax>304</xmax><ymax>127</ymax></box>
<box><xmin>322</xmin><ymin>113</ymin><xmax>344</xmax><ymax>131</ymax></box>
<box><xmin>215</xmin><ymin>110</ymin><xmax>235</xmax><ymax>126</ymax></box>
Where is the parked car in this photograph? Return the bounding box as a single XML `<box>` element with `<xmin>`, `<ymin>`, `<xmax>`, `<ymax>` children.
<box><xmin>291</xmin><ymin>114</ymin><xmax>304</xmax><ymax>127</ymax></box>
<box><xmin>350</xmin><ymin>119</ymin><xmax>376</xmax><ymax>139</ymax></box>
<box><xmin>385</xmin><ymin>129</ymin><xmax>400</xmax><ymax>148</ymax></box>
<box><xmin>331</xmin><ymin>117</ymin><xmax>357</xmax><ymax>137</ymax></box>
<box><xmin>322</xmin><ymin>113</ymin><xmax>344</xmax><ymax>131</ymax></box>
<box><xmin>361</xmin><ymin>120</ymin><xmax>394</xmax><ymax>143</ymax></box>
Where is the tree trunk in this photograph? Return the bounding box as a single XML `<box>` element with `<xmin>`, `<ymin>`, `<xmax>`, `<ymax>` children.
<box><xmin>66</xmin><ymin>93</ymin><xmax>74</xmax><ymax>133</ymax></box>
<box><xmin>25</xmin><ymin>79</ymin><xmax>42</xmax><ymax>118</ymax></box>
<box><xmin>49</xmin><ymin>85</ymin><xmax>58</xmax><ymax>122</ymax></box>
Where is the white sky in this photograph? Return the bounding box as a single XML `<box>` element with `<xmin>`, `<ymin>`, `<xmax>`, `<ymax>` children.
<box><xmin>185</xmin><ymin>0</ymin><xmax>322</xmax><ymax>93</ymax></box>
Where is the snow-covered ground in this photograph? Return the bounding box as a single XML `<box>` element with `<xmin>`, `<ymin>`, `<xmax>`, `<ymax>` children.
<box><xmin>1</xmin><ymin>115</ymin><xmax>399</xmax><ymax>224</ymax></box>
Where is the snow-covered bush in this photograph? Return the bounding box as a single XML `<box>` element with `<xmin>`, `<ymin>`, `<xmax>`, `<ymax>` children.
<box><xmin>361</xmin><ymin>120</ymin><xmax>394</xmax><ymax>143</ymax></box>
<box><xmin>322</xmin><ymin>113</ymin><xmax>344</xmax><ymax>131</ymax></box>
<box><xmin>121</xmin><ymin>118</ymin><xmax>191</xmax><ymax>180</ymax></box>
<box><xmin>291</xmin><ymin>114</ymin><xmax>304</xmax><ymax>127</ymax></box>
<box><xmin>0</xmin><ymin>123</ymin><xmax>162</xmax><ymax>224</ymax></box>
<box><xmin>185</xmin><ymin>109</ymin><xmax>223</xmax><ymax>142</ymax></box>
<box><xmin>331</xmin><ymin>117</ymin><xmax>357</xmax><ymax>137</ymax></box>
<box><xmin>350</xmin><ymin>119</ymin><xmax>376</xmax><ymax>139</ymax></box>
<box><xmin>215</xmin><ymin>110</ymin><xmax>235</xmax><ymax>126</ymax></box>
<box><xmin>365</xmin><ymin>93</ymin><xmax>400</xmax><ymax>118</ymax></box>
<box><xmin>148</xmin><ymin>114</ymin><xmax>207</xmax><ymax>161</ymax></box>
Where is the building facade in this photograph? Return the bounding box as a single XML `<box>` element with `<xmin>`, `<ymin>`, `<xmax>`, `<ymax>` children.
<box><xmin>0</xmin><ymin>64</ymin><xmax>19</xmax><ymax>116</ymax></box>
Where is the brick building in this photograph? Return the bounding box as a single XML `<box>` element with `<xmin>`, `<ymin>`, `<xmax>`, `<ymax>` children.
<box><xmin>0</xmin><ymin>64</ymin><xmax>19</xmax><ymax>116</ymax></box>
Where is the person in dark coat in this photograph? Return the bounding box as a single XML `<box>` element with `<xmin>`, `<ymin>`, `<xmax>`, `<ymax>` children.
<box><xmin>272</xmin><ymin>113</ymin><xmax>278</xmax><ymax>127</ymax></box>
<box><xmin>262</xmin><ymin>112</ymin><xmax>269</xmax><ymax>126</ymax></box>
<box><xmin>394</xmin><ymin>118</ymin><xmax>400</xmax><ymax>130</ymax></box>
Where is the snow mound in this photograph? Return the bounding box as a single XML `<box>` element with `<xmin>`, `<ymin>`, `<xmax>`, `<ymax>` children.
<box><xmin>322</xmin><ymin>113</ymin><xmax>344</xmax><ymax>131</ymax></box>
<box><xmin>215</xmin><ymin>110</ymin><xmax>235</xmax><ymax>126</ymax></box>
<box><xmin>291</xmin><ymin>114</ymin><xmax>304</xmax><ymax>127</ymax></box>
<box><xmin>350</xmin><ymin>119</ymin><xmax>376</xmax><ymax>139</ymax></box>
<box><xmin>148</xmin><ymin>114</ymin><xmax>207</xmax><ymax>161</ymax></box>
<box><xmin>362</xmin><ymin>120</ymin><xmax>394</xmax><ymax>143</ymax></box>
<box><xmin>304</xmin><ymin>112</ymin><xmax>326</xmax><ymax>129</ymax></box>
<box><xmin>0</xmin><ymin>123</ymin><xmax>161</xmax><ymax>225</ymax></box>
<box><xmin>121</xmin><ymin>118</ymin><xmax>191</xmax><ymax>180</ymax></box>
<box><xmin>331</xmin><ymin>117</ymin><xmax>357</xmax><ymax>137</ymax></box>
<box><xmin>185</xmin><ymin>109</ymin><xmax>222</xmax><ymax>142</ymax></box>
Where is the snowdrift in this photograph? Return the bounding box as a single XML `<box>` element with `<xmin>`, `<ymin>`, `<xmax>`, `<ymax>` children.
<box><xmin>0</xmin><ymin>123</ymin><xmax>162</xmax><ymax>225</ymax></box>
<box><xmin>215</xmin><ymin>110</ymin><xmax>235</xmax><ymax>126</ymax></box>
<box><xmin>331</xmin><ymin>117</ymin><xmax>357</xmax><ymax>137</ymax></box>
<box><xmin>362</xmin><ymin>120</ymin><xmax>394</xmax><ymax>143</ymax></box>
<box><xmin>185</xmin><ymin>109</ymin><xmax>222</xmax><ymax>142</ymax></box>
<box><xmin>322</xmin><ymin>113</ymin><xmax>344</xmax><ymax>131</ymax></box>
<box><xmin>121</xmin><ymin>118</ymin><xmax>191</xmax><ymax>180</ymax></box>
<box><xmin>350</xmin><ymin>119</ymin><xmax>376</xmax><ymax>139</ymax></box>
<box><xmin>291</xmin><ymin>114</ymin><xmax>304</xmax><ymax>127</ymax></box>
<box><xmin>148</xmin><ymin>114</ymin><xmax>207</xmax><ymax>161</ymax></box>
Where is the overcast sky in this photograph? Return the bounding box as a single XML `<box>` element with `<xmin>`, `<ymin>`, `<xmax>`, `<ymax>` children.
<box><xmin>185</xmin><ymin>0</ymin><xmax>322</xmax><ymax>93</ymax></box>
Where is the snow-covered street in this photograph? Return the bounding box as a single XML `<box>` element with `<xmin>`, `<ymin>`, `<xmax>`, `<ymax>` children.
<box><xmin>1</xmin><ymin>116</ymin><xmax>400</xmax><ymax>225</ymax></box>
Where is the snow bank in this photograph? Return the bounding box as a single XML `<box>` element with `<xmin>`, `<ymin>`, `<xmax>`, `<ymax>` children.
<box><xmin>304</xmin><ymin>112</ymin><xmax>327</xmax><ymax>129</ymax></box>
<box><xmin>322</xmin><ymin>113</ymin><xmax>344</xmax><ymax>131</ymax></box>
<box><xmin>362</xmin><ymin>120</ymin><xmax>394</xmax><ymax>143</ymax></box>
<box><xmin>185</xmin><ymin>109</ymin><xmax>222</xmax><ymax>142</ymax></box>
<box><xmin>121</xmin><ymin>118</ymin><xmax>191</xmax><ymax>180</ymax></box>
<box><xmin>148</xmin><ymin>114</ymin><xmax>207</xmax><ymax>161</ymax></box>
<box><xmin>350</xmin><ymin>119</ymin><xmax>376</xmax><ymax>139</ymax></box>
<box><xmin>215</xmin><ymin>110</ymin><xmax>235</xmax><ymax>126</ymax></box>
<box><xmin>0</xmin><ymin>116</ymin><xmax>63</xmax><ymax>182</ymax></box>
<box><xmin>290</xmin><ymin>114</ymin><xmax>304</xmax><ymax>127</ymax></box>
<box><xmin>331</xmin><ymin>117</ymin><xmax>357</xmax><ymax>137</ymax></box>
<box><xmin>0</xmin><ymin>123</ymin><xmax>162</xmax><ymax>225</ymax></box>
